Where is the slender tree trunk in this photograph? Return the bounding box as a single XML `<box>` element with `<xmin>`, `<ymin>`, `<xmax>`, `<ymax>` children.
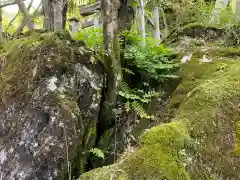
<box><xmin>210</xmin><ymin>0</ymin><xmax>229</xmax><ymax>23</ymax></box>
<box><xmin>118</xmin><ymin>0</ymin><xmax>135</xmax><ymax>31</ymax></box>
<box><xmin>6</xmin><ymin>0</ymin><xmax>33</xmax><ymax>33</ymax></box>
<box><xmin>139</xmin><ymin>0</ymin><xmax>146</xmax><ymax>48</ymax></box>
<box><xmin>0</xmin><ymin>0</ymin><xmax>3</xmax><ymax>42</ymax></box>
<box><xmin>14</xmin><ymin>2</ymin><xmax>42</xmax><ymax>36</ymax></box>
<box><xmin>42</xmin><ymin>0</ymin><xmax>54</xmax><ymax>31</ymax></box>
<box><xmin>152</xmin><ymin>8</ymin><xmax>160</xmax><ymax>43</ymax></box>
<box><xmin>160</xmin><ymin>7</ymin><xmax>169</xmax><ymax>37</ymax></box>
<box><xmin>43</xmin><ymin>0</ymin><xmax>65</xmax><ymax>31</ymax></box>
<box><xmin>62</xmin><ymin>0</ymin><xmax>68</xmax><ymax>29</ymax></box>
<box><xmin>96</xmin><ymin>0</ymin><xmax>122</xmax><ymax>151</ymax></box>
<box><xmin>236</xmin><ymin>0</ymin><xmax>240</xmax><ymax>21</ymax></box>
<box><xmin>52</xmin><ymin>0</ymin><xmax>64</xmax><ymax>30</ymax></box>
<box><xmin>15</xmin><ymin>0</ymin><xmax>34</xmax><ymax>30</ymax></box>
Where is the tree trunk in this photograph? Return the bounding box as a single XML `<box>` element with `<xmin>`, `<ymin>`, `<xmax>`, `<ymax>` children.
<box><xmin>15</xmin><ymin>0</ymin><xmax>34</xmax><ymax>31</ymax></box>
<box><xmin>62</xmin><ymin>0</ymin><xmax>68</xmax><ymax>29</ymax></box>
<box><xmin>94</xmin><ymin>0</ymin><xmax>122</xmax><ymax>166</ymax></box>
<box><xmin>42</xmin><ymin>0</ymin><xmax>66</xmax><ymax>31</ymax></box>
<box><xmin>52</xmin><ymin>0</ymin><xmax>64</xmax><ymax>30</ymax></box>
<box><xmin>153</xmin><ymin>8</ymin><xmax>161</xmax><ymax>43</ymax></box>
<box><xmin>100</xmin><ymin>0</ymin><xmax>122</xmax><ymax>126</ymax></box>
<box><xmin>210</xmin><ymin>0</ymin><xmax>229</xmax><ymax>23</ymax></box>
<box><xmin>118</xmin><ymin>0</ymin><xmax>135</xmax><ymax>31</ymax></box>
<box><xmin>236</xmin><ymin>0</ymin><xmax>240</xmax><ymax>21</ymax></box>
<box><xmin>139</xmin><ymin>0</ymin><xmax>146</xmax><ymax>48</ymax></box>
<box><xmin>42</xmin><ymin>0</ymin><xmax>54</xmax><ymax>31</ymax></box>
<box><xmin>0</xmin><ymin>0</ymin><xmax>3</xmax><ymax>42</ymax></box>
<box><xmin>14</xmin><ymin>2</ymin><xmax>42</xmax><ymax>36</ymax></box>
<box><xmin>6</xmin><ymin>0</ymin><xmax>33</xmax><ymax>33</ymax></box>
<box><xmin>160</xmin><ymin>7</ymin><xmax>169</xmax><ymax>37</ymax></box>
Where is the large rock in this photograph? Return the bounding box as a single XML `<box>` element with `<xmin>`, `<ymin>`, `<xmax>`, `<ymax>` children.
<box><xmin>0</xmin><ymin>32</ymin><xmax>104</xmax><ymax>179</ymax></box>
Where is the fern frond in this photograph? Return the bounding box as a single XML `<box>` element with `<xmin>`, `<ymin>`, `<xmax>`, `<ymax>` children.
<box><xmin>124</xmin><ymin>101</ymin><xmax>131</xmax><ymax>112</ymax></box>
<box><xmin>131</xmin><ymin>101</ymin><xmax>150</xmax><ymax>119</ymax></box>
<box><xmin>89</xmin><ymin>148</ymin><xmax>104</xmax><ymax>159</ymax></box>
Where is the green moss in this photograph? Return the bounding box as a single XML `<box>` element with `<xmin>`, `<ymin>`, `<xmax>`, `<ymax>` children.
<box><xmin>233</xmin><ymin>118</ymin><xmax>240</xmax><ymax>155</ymax></box>
<box><xmin>192</xmin><ymin>47</ymin><xmax>240</xmax><ymax>59</ymax></box>
<box><xmin>124</xmin><ymin>121</ymin><xmax>191</xmax><ymax>180</ymax></box>
<box><xmin>0</xmin><ymin>31</ymin><xmax>101</xmax><ymax>180</ymax></box>
<box><xmin>0</xmin><ymin>32</ymin><xmax>77</xmax><ymax>104</ymax></box>
<box><xmin>79</xmin><ymin>58</ymin><xmax>240</xmax><ymax>179</ymax></box>
<box><xmin>169</xmin><ymin>59</ymin><xmax>230</xmax><ymax>108</ymax></box>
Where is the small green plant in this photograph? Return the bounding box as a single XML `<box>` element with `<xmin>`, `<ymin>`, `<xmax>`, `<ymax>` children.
<box><xmin>89</xmin><ymin>148</ymin><xmax>105</xmax><ymax>159</ymax></box>
<box><xmin>72</xmin><ymin>27</ymin><xmax>103</xmax><ymax>53</ymax></box>
<box><xmin>119</xmin><ymin>81</ymin><xmax>160</xmax><ymax>119</ymax></box>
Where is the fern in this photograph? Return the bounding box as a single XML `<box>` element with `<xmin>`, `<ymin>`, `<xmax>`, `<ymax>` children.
<box><xmin>119</xmin><ymin>82</ymin><xmax>158</xmax><ymax>119</ymax></box>
<box><xmin>122</xmin><ymin>30</ymin><xmax>179</xmax><ymax>81</ymax></box>
<box><xmin>89</xmin><ymin>148</ymin><xmax>105</xmax><ymax>159</ymax></box>
<box><xmin>124</xmin><ymin>101</ymin><xmax>131</xmax><ymax>112</ymax></box>
<box><xmin>131</xmin><ymin>101</ymin><xmax>149</xmax><ymax>118</ymax></box>
<box><xmin>72</xmin><ymin>27</ymin><xmax>103</xmax><ymax>53</ymax></box>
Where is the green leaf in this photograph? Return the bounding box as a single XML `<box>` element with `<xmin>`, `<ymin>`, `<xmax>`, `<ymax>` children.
<box><xmin>89</xmin><ymin>148</ymin><xmax>104</xmax><ymax>159</ymax></box>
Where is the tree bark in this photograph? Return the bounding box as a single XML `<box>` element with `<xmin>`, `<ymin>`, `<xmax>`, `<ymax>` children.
<box><xmin>52</xmin><ymin>0</ymin><xmax>64</xmax><ymax>30</ymax></box>
<box><xmin>42</xmin><ymin>0</ymin><xmax>54</xmax><ymax>31</ymax></box>
<box><xmin>14</xmin><ymin>2</ymin><xmax>42</xmax><ymax>36</ymax></box>
<box><xmin>62</xmin><ymin>0</ymin><xmax>68</xmax><ymax>29</ymax></box>
<box><xmin>153</xmin><ymin>8</ymin><xmax>161</xmax><ymax>42</ymax></box>
<box><xmin>160</xmin><ymin>7</ymin><xmax>169</xmax><ymax>37</ymax></box>
<box><xmin>139</xmin><ymin>0</ymin><xmax>146</xmax><ymax>48</ymax></box>
<box><xmin>6</xmin><ymin>0</ymin><xmax>33</xmax><ymax>33</ymax></box>
<box><xmin>118</xmin><ymin>0</ymin><xmax>135</xmax><ymax>31</ymax></box>
<box><xmin>236</xmin><ymin>0</ymin><xmax>240</xmax><ymax>21</ymax></box>
<box><xmin>96</xmin><ymin>0</ymin><xmax>122</xmax><ymax>154</ymax></box>
<box><xmin>42</xmin><ymin>0</ymin><xmax>66</xmax><ymax>31</ymax></box>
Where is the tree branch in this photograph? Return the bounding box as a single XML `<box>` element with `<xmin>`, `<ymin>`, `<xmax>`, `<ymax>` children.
<box><xmin>5</xmin><ymin>0</ymin><xmax>33</xmax><ymax>33</ymax></box>
<box><xmin>0</xmin><ymin>0</ymin><xmax>26</xmax><ymax>8</ymax></box>
<box><xmin>14</xmin><ymin>1</ymin><xmax>42</xmax><ymax>37</ymax></box>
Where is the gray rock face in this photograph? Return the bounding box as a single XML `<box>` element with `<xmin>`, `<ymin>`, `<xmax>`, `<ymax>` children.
<box><xmin>0</xmin><ymin>37</ymin><xmax>104</xmax><ymax>179</ymax></box>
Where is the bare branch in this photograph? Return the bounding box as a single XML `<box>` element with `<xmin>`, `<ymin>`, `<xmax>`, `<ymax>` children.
<box><xmin>0</xmin><ymin>0</ymin><xmax>26</xmax><ymax>8</ymax></box>
<box><xmin>5</xmin><ymin>0</ymin><xmax>33</xmax><ymax>33</ymax></box>
<box><xmin>14</xmin><ymin>1</ymin><xmax>42</xmax><ymax>36</ymax></box>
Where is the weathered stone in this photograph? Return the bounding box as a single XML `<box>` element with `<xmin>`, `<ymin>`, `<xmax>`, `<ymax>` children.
<box><xmin>0</xmin><ymin>32</ymin><xmax>104</xmax><ymax>179</ymax></box>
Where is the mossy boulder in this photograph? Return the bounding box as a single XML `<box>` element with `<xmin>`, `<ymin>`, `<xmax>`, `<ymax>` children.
<box><xmin>79</xmin><ymin>45</ymin><xmax>240</xmax><ymax>179</ymax></box>
<box><xmin>0</xmin><ymin>31</ymin><xmax>104</xmax><ymax>179</ymax></box>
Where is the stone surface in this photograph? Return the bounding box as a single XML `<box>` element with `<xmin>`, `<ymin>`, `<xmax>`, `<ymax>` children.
<box><xmin>0</xmin><ymin>32</ymin><xmax>104</xmax><ymax>179</ymax></box>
